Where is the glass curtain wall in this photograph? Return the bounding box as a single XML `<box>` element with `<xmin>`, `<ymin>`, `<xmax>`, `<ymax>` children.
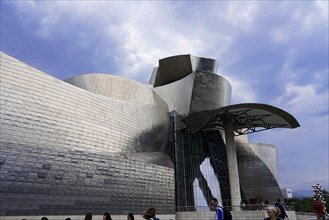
<box><xmin>169</xmin><ymin>113</ymin><xmax>233</xmax><ymax>211</ymax></box>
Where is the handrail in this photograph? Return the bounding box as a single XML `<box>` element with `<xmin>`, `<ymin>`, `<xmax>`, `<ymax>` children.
<box><xmin>176</xmin><ymin>205</ymin><xmax>295</xmax><ymax>212</ymax></box>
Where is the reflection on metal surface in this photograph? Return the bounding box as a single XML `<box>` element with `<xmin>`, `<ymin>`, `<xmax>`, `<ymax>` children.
<box><xmin>235</xmin><ymin>137</ymin><xmax>284</xmax><ymax>203</ymax></box>
<box><xmin>0</xmin><ymin>52</ymin><xmax>173</xmax><ymax>215</ymax></box>
<box><xmin>153</xmin><ymin>72</ymin><xmax>196</xmax><ymax>118</ymax></box>
<box><xmin>151</xmin><ymin>55</ymin><xmax>231</xmax><ymax>119</ymax></box>
<box><xmin>65</xmin><ymin>73</ymin><xmax>168</xmax><ymax>109</ymax></box>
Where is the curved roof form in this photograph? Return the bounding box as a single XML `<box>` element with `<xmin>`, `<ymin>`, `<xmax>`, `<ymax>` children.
<box><xmin>64</xmin><ymin>73</ymin><xmax>167</xmax><ymax>108</ymax></box>
<box><xmin>183</xmin><ymin>103</ymin><xmax>300</xmax><ymax>134</ymax></box>
<box><xmin>150</xmin><ymin>54</ymin><xmax>231</xmax><ymax>119</ymax></box>
<box><xmin>153</xmin><ymin>54</ymin><xmax>219</xmax><ymax>87</ymax></box>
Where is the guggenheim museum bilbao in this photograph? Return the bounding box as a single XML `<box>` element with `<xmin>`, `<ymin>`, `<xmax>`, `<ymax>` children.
<box><xmin>0</xmin><ymin>51</ymin><xmax>300</xmax><ymax>216</ymax></box>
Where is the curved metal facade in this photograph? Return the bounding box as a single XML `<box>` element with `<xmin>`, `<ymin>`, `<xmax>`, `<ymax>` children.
<box><xmin>65</xmin><ymin>74</ymin><xmax>168</xmax><ymax>109</ymax></box>
<box><xmin>235</xmin><ymin>140</ymin><xmax>283</xmax><ymax>203</ymax></box>
<box><xmin>249</xmin><ymin>143</ymin><xmax>278</xmax><ymax>179</ymax></box>
<box><xmin>153</xmin><ymin>72</ymin><xmax>196</xmax><ymax>119</ymax></box>
<box><xmin>189</xmin><ymin>70</ymin><xmax>231</xmax><ymax>114</ymax></box>
<box><xmin>151</xmin><ymin>54</ymin><xmax>231</xmax><ymax>121</ymax></box>
<box><xmin>0</xmin><ymin>52</ymin><xmax>174</xmax><ymax>215</ymax></box>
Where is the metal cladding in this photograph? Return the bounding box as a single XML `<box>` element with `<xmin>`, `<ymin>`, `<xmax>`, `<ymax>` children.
<box><xmin>249</xmin><ymin>143</ymin><xmax>278</xmax><ymax>179</ymax></box>
<box><xmin>0</xmin><ymin>52</ymin><xmax>300</xmax><ymax>215</ymax></box>
<box><xmin>153</xmin><ymin>55</ymin><xmax>219</xmax><ymax>87</ymax></box>
<box><xmin>235</xmin><ymin>137</ymin><xmax>283</xmax><ymax>203</ymax></box>
<box><xmin>148</xmin><ymin>54</ymin><xmax>299</xmax><ymax>209</ymax></box>
<box><xmin>0</xmin><ymin>52</ymin><xmax>174</xmax><ymax>215</ymax></box>
<box><xmin>151</xmin><ymin>54</ymin><xmax>232</xmax><ymax>119</ymax></box>
<box><xmin>64</xmin><ymin>74</ymin><xmax>168</xmax><ymax>109</ymax></box>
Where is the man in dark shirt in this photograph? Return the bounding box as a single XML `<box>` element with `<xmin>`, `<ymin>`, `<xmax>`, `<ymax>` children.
<box><xmin>275</xmin><ymin>198</ymin><xmax>288</xmax><ymax>219</ymax></box>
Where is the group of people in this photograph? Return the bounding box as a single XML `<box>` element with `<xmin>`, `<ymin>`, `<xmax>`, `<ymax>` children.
<box><xmin>82</xmin><ymin>207</ymin><xmax>159</xmax><ymax>220</ymax></box>
<box><xmin>84</xmin><ymin>212</ymin><xmax>114</xmax><ymax>220</ymax></box>
<box><xmin>39</xmin><ymin>207</ymin><xmax>159</xmax><ymax>220</ymax></box>
<box><xmin>211</xmin><ymin>197</ymin><xmax>291</xmax><ymax>220</ymax></box>
<box><xmin>35</xmin><ymin>197</ymin><xmax>327</xmax><ymax>220</ymax></box>
<box><xmin>265</xmin><ymin>197</ymin><xmax>326</xmax><ymax>220</ymax></box>
<box><xmin>263</xmin><ymin>198</ymin><xmax>289</xmax><ymax>220</ymax></box>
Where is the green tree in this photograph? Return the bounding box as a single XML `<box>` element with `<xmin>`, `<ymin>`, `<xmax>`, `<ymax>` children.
<box><xmin>287</xmin><ymin>186</ymin><xmax>329</xmax><ymax>214</ymax></box>
<box><xmin>287</xmin><ymin>197</ymin><xmax>313</xmax><ymax>212</ymax></box>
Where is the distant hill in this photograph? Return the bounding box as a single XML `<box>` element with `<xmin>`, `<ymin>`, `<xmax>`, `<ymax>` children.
<box><xmin>293</xmin><ymin>190</ymin><xmax>314</xmax><ymax>198</ymax></box>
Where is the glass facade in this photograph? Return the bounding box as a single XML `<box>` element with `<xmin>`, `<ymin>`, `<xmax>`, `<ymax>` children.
<box><xmin>170</xmin><ymin>113</ymin><xmax>231</xmax><ymax>211</ymax></box>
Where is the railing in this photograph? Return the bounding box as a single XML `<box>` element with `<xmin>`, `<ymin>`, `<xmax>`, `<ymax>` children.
<box><xmin>175</xmin><ymin>204</ymin><xmax>295</xmax><ymax>212</ymax></box>
<box><xmin>295</xmin><ymin>212</ymin><xmax>316</xmax><ymax>216</ymax></box>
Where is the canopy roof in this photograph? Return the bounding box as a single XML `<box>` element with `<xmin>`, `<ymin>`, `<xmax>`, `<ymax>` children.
<box><xmin>183</xmin><ymin>103</ymin><xmax>300</xmax><ymax>135</ymax></box>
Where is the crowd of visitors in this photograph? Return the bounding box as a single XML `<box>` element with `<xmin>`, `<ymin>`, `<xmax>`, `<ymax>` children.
<box><xmin>27</xmin><ymin>198</ymin><xmax>329</xmax><ymax>220</ymax></box>
<box><xmin>38</xmin><ymin>207</ymin><xmax>159</xmax><ymax>220</ymax></box>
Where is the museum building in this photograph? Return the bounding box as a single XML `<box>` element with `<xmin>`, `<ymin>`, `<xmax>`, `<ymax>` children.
<box><xmin>0</xmin><ymin>52</ymin><xmax>299</xmax><ymax>215</ymax></box>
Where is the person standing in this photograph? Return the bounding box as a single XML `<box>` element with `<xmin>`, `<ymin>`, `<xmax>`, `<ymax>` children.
<box><xmin>275</xmin><ymin>199</ymin><xmax>288</xmax><ymax>219</ymax></box>
<box><xmin>127</xmin><ymin>213</ymin><xmax>134</xmax><ymax>220</ymax></box>
<box><xmin>142</xmin><ymin>207</ymin><xmax>160</xmax><ymax>220</ymax></box>
<box><xmin>211</xmin><ymin>198</ymin><xmax>224</xmax><ymax>220</ymax></box>
<box><xmin>84</xmin><ymin>212</ymin><xmax>92</xmax><ymax>220</ymax></box>
<box><xmin>264</xmin><ymin>207</ymin><xmax>283</xmax><ymax>220</ymax></box>
<box><xmin>263</xmin><ymin>200</ymin><xmax>270</xmax><ymax>210</ymax></box>
<box><xmin>240</xmin><ymin>201</ymin><xmax>246</xmax><ymax>211</ymax></box>
<box><xmin>103</xmin><ymin>212</ymin><xmax>112</xmax><ymax>220</ymax></box>
<box><xmin>313</xmin><ymin>197</ymin><xmax>325</xmax><ymax>220</ymax></box>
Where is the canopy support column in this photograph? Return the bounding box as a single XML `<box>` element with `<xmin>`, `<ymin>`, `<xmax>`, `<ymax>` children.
<box><xmin>224</xmin><ymin>118</ymin><xmax>241</xmax><ymax>211</ymax></box>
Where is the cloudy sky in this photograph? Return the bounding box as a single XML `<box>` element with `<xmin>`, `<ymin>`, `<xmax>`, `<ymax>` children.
<box><xmin>1</xmin><ymin>1</ymin><xmax>328</xmax><ymax>192</ymax></box>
